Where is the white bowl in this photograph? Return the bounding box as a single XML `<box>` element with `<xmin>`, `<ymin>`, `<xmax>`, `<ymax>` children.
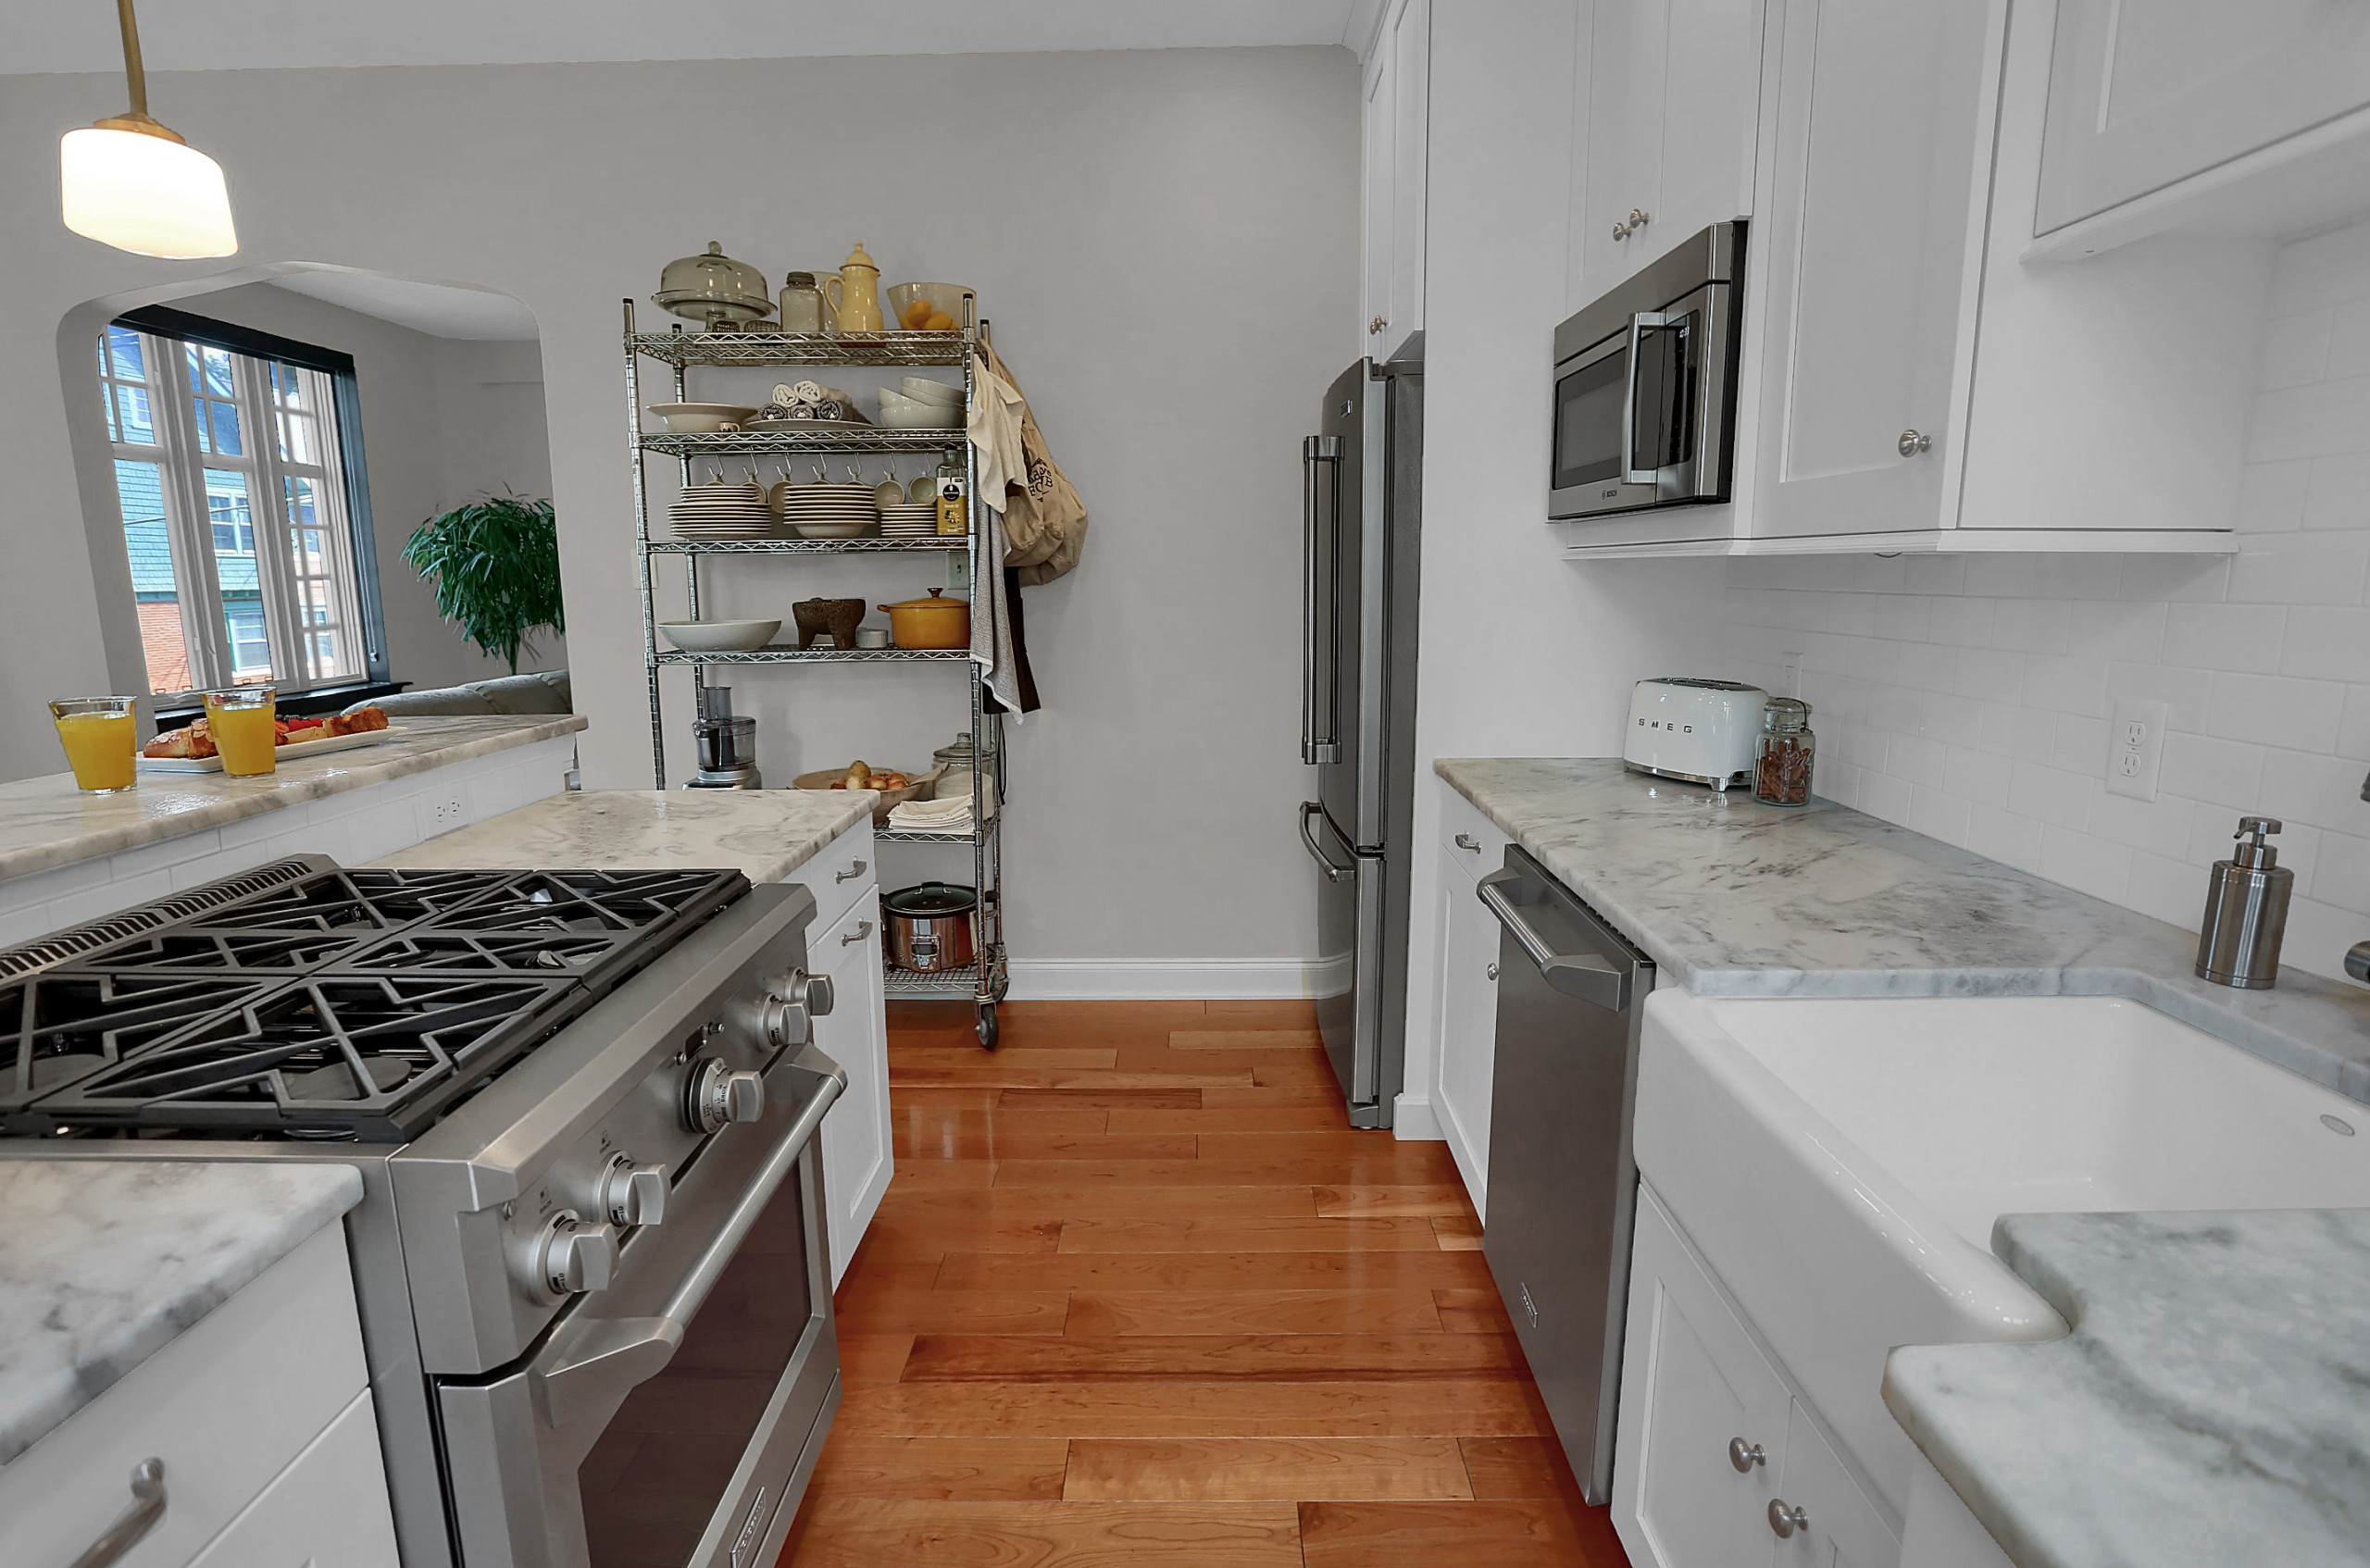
<box><xmin>648</xmin><ymin>403</ymin><xmax>756</xmax><ymax>433</ymax></box>
<box><xmin>900</xmin><ymin>377</ymin><xmax>964</xmax><ymax>406</ymax></box>
<box><xmin>791</xmin><ymin>520</ymin><xmax>872</xmax><ymax>539</ymax></box>
<box><xmin>658</xmin><ymin>618</ymin><xmax>780</xmax><ymax>653</ymax></box>
<box><xmin>878</xmin><ymin>402</ymin><xmax>963</xmax><ymax>430</ymax></box>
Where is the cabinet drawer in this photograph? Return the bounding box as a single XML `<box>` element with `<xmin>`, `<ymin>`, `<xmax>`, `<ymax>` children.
<box><xmin>0</xmin><ymin>1223</ymin><xmax>368</xmax><ymax>1568</ymax></box>
<box><xmin>187</xmin><ymin>1389</ymin><xmax>397</xmax><ymax>1568</ymax></box>
<box><xmin>1773</xmin><ymin>1400</ymin><xmax>1902</xmax><ymax>1568</ymax></box>
<box><xmin>1438</xmin><ymin>785</ymin><xmax>1511</xmax><ymax>878</ymax></box>
<box><xmin>780</xmin><ymin>817</ymin><xmax>876</xmax><ymax>935</ymax></box>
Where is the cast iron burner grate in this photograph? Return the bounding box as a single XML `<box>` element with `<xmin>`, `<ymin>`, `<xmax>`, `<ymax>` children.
<box><xmin>0</xmin><ymin>862</ymin><xmax>748</xmax><ymax>1139</ymax></box>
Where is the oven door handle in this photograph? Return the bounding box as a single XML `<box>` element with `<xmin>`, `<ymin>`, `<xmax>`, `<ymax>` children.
<box><xmin>530</xmin><ymin>1044</ymin><xmax>846</xmax><ymax>1434</ymax></box>
<box><xmin>1620</xmin><ymin>310</ymin><xmax>1678</xmax><ymax>487</ymax></box>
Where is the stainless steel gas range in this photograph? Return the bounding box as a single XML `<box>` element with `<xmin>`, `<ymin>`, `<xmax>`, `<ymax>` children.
<box><xmin>0</xmin><ymin>854</ymin><xmax>845</xmax><ymax>1568</ymax></box>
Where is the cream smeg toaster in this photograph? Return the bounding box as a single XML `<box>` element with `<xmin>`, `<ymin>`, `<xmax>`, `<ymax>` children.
<box><xmin>1624</xmin><ymin>678</ymin><xmax>1768</xmax><ymax>790</ymax></box>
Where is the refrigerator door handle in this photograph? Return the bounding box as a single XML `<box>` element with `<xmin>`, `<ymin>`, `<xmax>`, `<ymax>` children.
<box><xmin>1477</xmin><ymin>868</ymin><xmax>1629</xmax><ymax>1012</ymax></box>
<box><xmin>1302</xmin><ymin>435</ymin><xmax>1341</xmax><ymax>765</ymax></box>
<box><xmin>1299</xmin><ymin>802</ymin><xmax>1356</xmax><ymax>883</ymax></box>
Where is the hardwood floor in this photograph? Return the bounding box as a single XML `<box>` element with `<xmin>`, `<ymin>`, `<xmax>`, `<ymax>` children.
<box><xmin>778</xmin><ymin>999</ymin><xmax>1631</xmax><ymax>1568</ymax></box>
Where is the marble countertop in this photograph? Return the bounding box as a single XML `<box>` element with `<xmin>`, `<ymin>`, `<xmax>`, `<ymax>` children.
<box><xmin>369</xmin><ymin>789</ymin><xmax>874</xmax><ymax>883</ymax></box>
<box><xmin>1437</xmin><ymin>758</ymin><xmax>2370</xmax><ymax>1103</ymax></box>
<box><xmin>1884</xmin><ymin>1210</ymin><xmax>2370</xmax><ymax>1568</ymax></box>
<box><xmin>0</xmin><ymin>1161</ymin><xmax>363</xmax><ymax>1466</ymax></box>
<box><xmin>0</xmin><ymin>715</ymin><xmax>586</xmax><ymax>885</ymax></box>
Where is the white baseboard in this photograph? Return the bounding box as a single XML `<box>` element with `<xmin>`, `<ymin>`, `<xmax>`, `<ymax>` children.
<box><xmin>1391</xmin><ymin>1092</ymin><xmax>1443</xmax><ymax>1141</ymax></box>
<box><xmin>1005</xmin><ymin>957</ymin><xmax>1312</xmax><ymax>1001</ymax></box>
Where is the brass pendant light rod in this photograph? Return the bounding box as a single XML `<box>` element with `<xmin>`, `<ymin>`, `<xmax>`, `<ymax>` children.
<box><xmin>94</xmin><ymin>0</ymin><xmax>185</xmax><ymax>144</ymax></box>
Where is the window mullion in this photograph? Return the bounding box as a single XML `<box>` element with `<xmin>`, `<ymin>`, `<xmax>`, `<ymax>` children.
<box><xmin>302</xmin><ymin>370</ymin><xmax>365</xmax><ymax>677</ymax></box>
<box><xmin>244</xmin><ymin>356</ymin><xmax>308</xmax><ymax>685</ymax></box>
<box><xmin>157</xmin><ymin>338</ymin><xmax>229</xmax><ymax>693</ymax></box>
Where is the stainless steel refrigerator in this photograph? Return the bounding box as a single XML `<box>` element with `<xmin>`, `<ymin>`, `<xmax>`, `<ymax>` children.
<box><xmin>1298</xmin><ymin>358</ymin><xmax>1422</xmax><ymax>1128</ymax></box>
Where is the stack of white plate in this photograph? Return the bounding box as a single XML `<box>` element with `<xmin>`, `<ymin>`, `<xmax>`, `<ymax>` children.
<box><xmin>780</xmin><ymin>482</ymin><xmax>879</xmax><ymax>539</ymax></box>
<box><xmin>879</xmin><ymin>503</ymin><xmax>944</xmax><ymax>539</ymax></box>
<box><xmin>669</xmin><ymin>481</ymin><xmax>775</xmax><ymax>540</ymax></box>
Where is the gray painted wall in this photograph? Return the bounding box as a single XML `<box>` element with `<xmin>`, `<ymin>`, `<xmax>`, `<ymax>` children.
<box><xmin>1</xmin><ymin>45</ymin><xmax>1357</xmax><ymax>970</ymax></box>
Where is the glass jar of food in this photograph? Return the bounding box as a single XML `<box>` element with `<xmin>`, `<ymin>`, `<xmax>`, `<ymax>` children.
<box><xmin>1753</xmin><ymin>698</ymin><xmax>1815</xmax><ymax>807</ymax></box>
<box><xmin>778</xmin><ymin>271</ymin><xmax>826</xmax><ymax>334</ymax></box>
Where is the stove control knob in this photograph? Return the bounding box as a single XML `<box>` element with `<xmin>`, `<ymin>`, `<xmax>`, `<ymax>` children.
<box><xmin>597</xmin><ymin>1153</ymin><xmax>667</xmax><ymax>1227</ymax></box>
<box><xmin>684</xmin><ymin>1057</ymin><xmax>767</xmax><ymax>1133</ymax></box>
<box><xmin>755</xmin><ymin>969</ymin><xmax>836</xmax><ymax>1049</ymax></box>
<box><xmin>531</xmin><ymin>1211</ymin><xmax>619</xmax><ymax>1298</ymax></box>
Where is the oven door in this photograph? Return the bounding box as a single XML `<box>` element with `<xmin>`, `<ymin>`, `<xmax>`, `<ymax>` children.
<box><xmin>435</xmin><ymin>1043</ymin><xmax>845</xmax><ymax>1568</ymax></box>
<box><xmin>1548</xmin><ymin>277</ymin><xmax>1733</xmax><ymax>519</ymax></box>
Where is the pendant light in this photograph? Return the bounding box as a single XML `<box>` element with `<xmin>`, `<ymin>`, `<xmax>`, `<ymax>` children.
<box><xmin>59</xmin><ymin>0</ymin><xmax>238</xmax><ymax>258</ymax></box>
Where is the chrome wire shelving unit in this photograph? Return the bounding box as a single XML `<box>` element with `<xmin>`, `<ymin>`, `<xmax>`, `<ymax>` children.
<box><xmin>624</xmin><ymin>301</ymin><xmax>1009</xmax><ymax>1046</ymax></box>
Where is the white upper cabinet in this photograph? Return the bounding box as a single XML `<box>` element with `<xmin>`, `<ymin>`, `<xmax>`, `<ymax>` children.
<box><xmin>1749</xmin><ymin>0</ymin><xmax>1999</xmax><ymax>540</ymax></box>
<box><xmin>2033</xmin><ymin>0</ymin><xmax>2370</xmax><ymax>255</ymax></box>
<box><xmin>1362</xmin><ymin>0</ymin><xmax>1430</xmax><ymax>363</ymax></box>
<box><xmin>1576</xmin><ymin>0</ymin><xmax>1763</xmax><ymax>301</ymax></box>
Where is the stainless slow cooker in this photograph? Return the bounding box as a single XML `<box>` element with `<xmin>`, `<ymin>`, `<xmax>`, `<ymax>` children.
<box><xmin>883</xmin><ymin>882</ymin><xmax>978</xmax><ymax>973</ymax></box>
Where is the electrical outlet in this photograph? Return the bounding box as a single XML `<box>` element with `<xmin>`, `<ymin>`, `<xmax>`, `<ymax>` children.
<box><xmin>944</xmin><ymin>552</ymin><xmax>973</xmax><ymax>596</ymax></box>
<box><xmin>426</xmin><ymin>790</ymin><xmax>468</xmax><ymax>829</ymax></box>
<box><xmin>2104</xmin><ymin>698</ymin><xmax>2168</xmax><ymax>802</ymax></box>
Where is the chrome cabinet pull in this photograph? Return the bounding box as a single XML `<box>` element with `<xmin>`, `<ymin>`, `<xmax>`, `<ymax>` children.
<box><xmin>1729</xmin><ymin>1437</ymin><xmax>1766</xmax><ymax>1472</ymax></box>
<box><xmin>1898</xmin><ymin>429</ymin><xmax>1932</xmax><ymax>457</ymax></box>
<box><xmin>1613</xmin><ymin>207</ymin><xmax>1652</xmax><ymax>241</ymax></box>
<box><xmin>1453</xmin><ymin>833</ymin><xmax>1482</xmax><ymax>852</ymax></box>
<box><xmin>834</xmin><ymin>858</ymin><xmax>867</xmax><ymax>884</ymax></box>
<box><xmin>69</xmin><ymin>1459</ymin><xmax>166</xmax><ymax>1568</ymax></box>
<box><xmin>1768</xmin><ymin>1499</ymin><xmax>1810</xmax><ymax>1538</ymax></box>
<box><xmin>840</xmin><ymin>919</ymin><xmax>874</xmax><ymax>947</ymax></box>
<box><xmin>1485</xmin><ymin>962</ymin><xmax>1500</xmax><ymax>981</ymax></box>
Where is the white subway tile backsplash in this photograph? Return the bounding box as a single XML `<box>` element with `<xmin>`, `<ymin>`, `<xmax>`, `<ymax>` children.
<box><xmin>1715</xmin><ymin>227</ymin><xmax>2370</xmax><ymax>980</ymax></box>
<box><xmin>2204</xmin><ymin>672</ymin><xmax>2345</xmax><ymax>751</ymax></box>
<box><xmin>2162</xmin><ymin>603</ymin><xmax>2288</xmax><ymax>674</ymax></box>
<box><xmin>2161</xmin><ymin>731</ymin><xmax>2266</xmax><ymax>807</ymax></box>
<box><xmin>2279</xmin><ymin>605</ymin><xmax>2370</xmax><ymax>684</ymax></box>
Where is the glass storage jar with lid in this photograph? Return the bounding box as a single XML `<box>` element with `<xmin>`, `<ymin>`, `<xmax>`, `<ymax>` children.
<box><xmin>1753</xmin><ymin>698</ymin><xmax>1815</xmax><ymax>807</ymax></box>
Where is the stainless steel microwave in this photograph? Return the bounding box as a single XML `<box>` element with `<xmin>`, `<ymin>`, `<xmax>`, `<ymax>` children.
<box><xmin>1550</xmin><ymin>220</ymin><xmax>1744</xmax><ymax>519</ymax></box>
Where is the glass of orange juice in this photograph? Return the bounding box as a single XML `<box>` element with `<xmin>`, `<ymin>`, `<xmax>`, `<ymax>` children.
<box><xmin>202</xmin><ymin>686</ymin><xmax>278</xmax><ymax>777</ymax></box>
<box><xmin>48</xmin><ymin>697</ymin><xmax>139</xmax><ymax>793</ymax></box>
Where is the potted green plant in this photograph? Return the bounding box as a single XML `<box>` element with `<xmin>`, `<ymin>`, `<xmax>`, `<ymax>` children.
<box><xmin>402</xmin><ymin>495</ymin><xmax>566</xmax><ymax>675</ymax></box>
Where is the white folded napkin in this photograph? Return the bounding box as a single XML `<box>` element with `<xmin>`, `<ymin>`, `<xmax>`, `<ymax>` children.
<box><xmin>887</xmin><ymin>794</ymin><xmax>974</xmax><ymax>832</ymax></box>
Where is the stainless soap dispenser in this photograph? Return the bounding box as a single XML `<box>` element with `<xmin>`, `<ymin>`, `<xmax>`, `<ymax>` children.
<box><xmin>2196</xmin><ymin>815</ymin><xmax>2291</xmax><ymax>989</ymax></box>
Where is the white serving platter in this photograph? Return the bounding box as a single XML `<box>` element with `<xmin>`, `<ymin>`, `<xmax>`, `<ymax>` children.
<box><xmin>138</xmin><ymin>724</ymin><xmax>409</xmax><ymax>774</ymax></box>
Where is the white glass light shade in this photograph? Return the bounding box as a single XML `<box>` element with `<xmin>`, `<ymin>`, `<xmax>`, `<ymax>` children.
<box><xmin>60</xmin><ymin>126</ymin><xmax>238</xmax><ymax>258</ymax></box>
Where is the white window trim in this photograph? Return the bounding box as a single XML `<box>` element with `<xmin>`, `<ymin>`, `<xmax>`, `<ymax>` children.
<box><xmin>105</xmin><ymin>330</ymin><xmax>371</xmax><ymax>700</ymax></box>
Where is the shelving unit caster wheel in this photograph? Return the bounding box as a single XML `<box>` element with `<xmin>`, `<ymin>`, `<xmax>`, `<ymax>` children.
<box><xmin>976</xmin><ymin>1002</ymin><xmax>999</xmax><ymax>1051</ymax></box>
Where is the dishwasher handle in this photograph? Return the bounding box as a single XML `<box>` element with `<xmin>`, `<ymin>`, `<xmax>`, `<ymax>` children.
<box><xmin>1477</xmin><ymin>868</ymin><xmax>1630</xmax><ymax>1012</ymax></box>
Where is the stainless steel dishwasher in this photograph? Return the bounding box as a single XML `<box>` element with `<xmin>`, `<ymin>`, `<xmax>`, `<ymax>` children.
<box><xmin>1476</xmin><ymin>845</ymin><xmax>1653</xmax><ymax>1506</ymax></box>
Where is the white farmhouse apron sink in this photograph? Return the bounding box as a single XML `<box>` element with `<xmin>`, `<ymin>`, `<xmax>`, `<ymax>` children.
<box><xmin>1633</xmin><ymin>989</ymin><xmax>2370</xmax><ymax>1513</ymax></box>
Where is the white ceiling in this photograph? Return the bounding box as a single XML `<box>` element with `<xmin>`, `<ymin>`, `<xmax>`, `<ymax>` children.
<box><xmin>6</xmin><ymin>1</ymin><xmax>1365</xmax><ymax>75</ymax></box>
<box><xmin>265</xmin><ymin>271</ymin><xmax>543</xmax><ymax>340</ymax></box>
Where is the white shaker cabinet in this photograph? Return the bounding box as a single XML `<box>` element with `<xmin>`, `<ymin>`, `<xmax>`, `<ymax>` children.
<box><xmin>2033</xmin><ymin>0</ymin><xmax>2370</xmax><ymax>255</ymax></box>
<box><xmin>815</xmin><ymin>887</ymin><xmax>890</xmax><ymax>1288</ymax></box>
<box><xmin>1616</xmin><ymin>1185</ymin><xmax>1902</xmax><ymax>1568</ymax></box>
<box><xmin>1361</xmin><ymin>0</ymin><xmax>1431</xmax><ymax>363</ymax></box>
<box><xmin>1575</xmin><ymin>0</ymin><xmax>1764</xmax><ymax>302</ymax></box>
<box><xmin>1430</xmin><ymin>787</ymin><xmax>1508</xmax><ymax>1213</ymax></box>
<box><xmin>1746</xmin><ymin>0</ymin><xmax>2001</xmax><ymax>542</ymax></box>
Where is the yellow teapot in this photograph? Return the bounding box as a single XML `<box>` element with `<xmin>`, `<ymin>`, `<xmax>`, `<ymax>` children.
<box><xmin>821</xmin><ymin>243</ymin><xmax>884</xmax><ymax>334</ymax></box>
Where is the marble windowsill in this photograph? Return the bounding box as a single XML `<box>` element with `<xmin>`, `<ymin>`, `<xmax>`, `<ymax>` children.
<box><xmin>0</xmin><ymin>715</ymin><xmax>585</xmax><ymax>886</ymax></box>
<box><xmin>1884</xmin><ymin>1210</ymin><xmax>2370</xmax><ymax>1568</ymax></box>
<box><xmin>368</xmin><ymin>789</ymin><xmax>875</xmax><ymax>883</ymax></box>
<box><xmin>0</xmin><ymin>1161</ymin><xmax>364</xmax><ymax>1466</ymax></box>
<box><xmin>1436</xmin><ymin>757</ymin><xmax>2370</xmax><ymax>1103</ymax></box>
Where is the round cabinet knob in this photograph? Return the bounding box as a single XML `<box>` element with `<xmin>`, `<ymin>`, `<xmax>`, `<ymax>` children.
<box><xmin>1898</xmin><ymin>428</ymin><xmax>1933</xmax><ymax>457</ymax></box>
<box><xmin>1485</xmin><ymin>962</ymin><xmax>1500</xmax><ymax>981</ymax></box>
<box><xmin>1728</xmin><ymin>1437</ymin><xmax>1766</xmax><ymax>1472</ymax></box>
<box><xmin>684</xmin><ymin>1058</ymin><xmax>767</xmax><ymax>1133</ymax></box>
<box><xmin>1369</xmin><ymin>315</ymin><xmax>1388</xmax><ymax>335</ymax></box>
<box><xmin>530</xmin><ymin>1211</ymin><xmax>619</xmax><ymax>1299</ymax></box>
<box><xmin>598</xmin><ymin>1153</ymin><xmax>667</xmax><ymax>1227</ymax></box>
<box><xmin>1767</xmin><ymin>1500</ymin><xmax>1810</xmax><ymax>1539</ymax></box>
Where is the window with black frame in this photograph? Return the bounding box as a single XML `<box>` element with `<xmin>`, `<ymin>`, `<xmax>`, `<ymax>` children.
<box><xmin>96</xmin><ymin>312</ymin><xmax>386</xmax><ymax>700</ymax></box>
